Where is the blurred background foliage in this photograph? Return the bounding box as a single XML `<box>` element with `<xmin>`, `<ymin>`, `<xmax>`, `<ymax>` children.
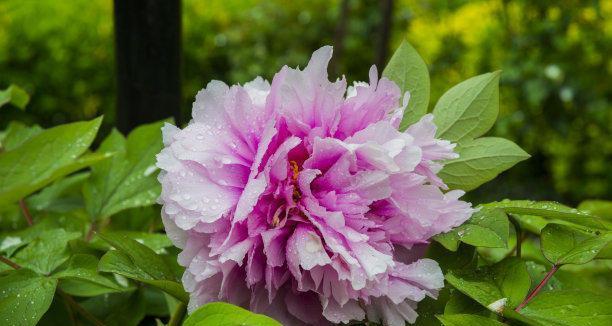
<box><xmin>0</xmin><ymin>0</ymin><xmax>610</xmax><ymax>204</ymax></box>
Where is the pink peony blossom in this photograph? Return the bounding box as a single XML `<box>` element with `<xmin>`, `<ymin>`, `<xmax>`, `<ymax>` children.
<box><xmin>157</xmin><ymin>46</ymin><xmax>473</xmax><ymax>325</ymax></box>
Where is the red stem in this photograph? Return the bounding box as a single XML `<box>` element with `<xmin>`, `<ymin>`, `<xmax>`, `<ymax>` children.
<box><xmin>0</xmin><ymin>255</ymin><xmax>22</xmax><ymax>270</ymax></box>
<box><xmin>19</xmin><ymin>199</ymin><xmax>33</xmax><ymax>226</ymax></box>
<box><xmin>515</xmin><ymin>264</ymin><xmax>559</xmax><ymax>312</ymax></box>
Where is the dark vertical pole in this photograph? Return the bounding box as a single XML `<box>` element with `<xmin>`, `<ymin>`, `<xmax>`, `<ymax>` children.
<box><xmin>114</xmin><ymin>0</ymin><xmax>181</xmax><ymax>132</ymax></box>
<box><xmin>375</xmin><ymin>0</ymin><xmax>393</xmax><ymax>69</ymax></box>
<box><xmin>330</xmin><ymin>0</ymin><xmax>350</xmax><ymax>77</ymax></box>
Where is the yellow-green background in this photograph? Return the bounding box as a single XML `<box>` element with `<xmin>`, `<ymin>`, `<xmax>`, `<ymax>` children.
<box><xmin>0</xmin><ymin>0</ymin><xmax>610</xmax><ymax>204</ymax></box>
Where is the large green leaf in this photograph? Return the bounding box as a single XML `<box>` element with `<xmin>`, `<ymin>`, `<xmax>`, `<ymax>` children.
<box><xmin>0</xmin><ymin>84</ymin><xmax>30</xmax><ymax>110</ymax></box>
<box><xmin>27</xmin><ymin>172</ymin><xmax>90</xmax><ymax>212</ymax></box>
<box><xmin>446</xmin><ymin>258</ymin><xmax>530</xmax><ymax>314</ymax></box>
<box><xmin>433</xmin><ymin>71</ymin><xmax>500</xmax><ymax>142</ymax></box>
<box><xmin>0</xmin><ymin>268</ymin><xmax>57</xmax><ymax>326</ymax></box>
<box><xmin>0</xmin><ymin>117</ymin><xmax>105</xmax><ymax>206</ymax></box>
<box><xmin>0</xmin><ymin>121</ymin><xmax>42</xmax><ymax>151</ymax></box>
<box><xmin>541</xmin><ymin>223</ymin><xmax>612</xmax><ymax>265</ymax></box>
<box><xmin>383</xmin><ymin>40</ymin><xmax>430</xmax><ymax>129</ymax></box>
<box><xmin>439</xmin><ymin>137</ymin><xmax>529</xmax><ymax>191</ymax></box>
<box><xmin>184</xmin><ymin>302</ymin><xmax>282</xmax><ymax>326</ymax></box>
<box><xmin>437</xmin><ymin>314</ymin><xmax>505</xmax><ymax>326</ymax></box>
<box><xmin>12</xmin><ymin>228</ymin><xmax>81</xmax><ymax>274</ymax></box>
<box><xmin>53</xmin><ymin>254</ymin><xmax>129</xmax><ymax>296</ymax></box>
<box><xmin>97</xmin><ymin>232</ymin><xmax>188</xmax><ymax>303</ymax></box>
<box><xmin>435</xmin><ymin>208</ymin><xmax>509</xmax><ymax>251</ymax></box>
<box><xmin>483</xmin><ymin>200</ymin><xmax>610</xmax><ymax>230</ymax></box>
<box><xmin>520</xmin><ymin>290</ymin><xmax>612</xmax><ymax>326</ymax></box>
<box><xmin>83</xmin><ymin>120</ymin><xmax>165</xmax><ymax>220</ymax></box>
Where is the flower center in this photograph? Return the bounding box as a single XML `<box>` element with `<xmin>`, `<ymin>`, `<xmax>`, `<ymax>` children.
<box><xmin>290</xmin><ymin>160</ymin><xmax>302</xmax><ymax>202</ymax></box>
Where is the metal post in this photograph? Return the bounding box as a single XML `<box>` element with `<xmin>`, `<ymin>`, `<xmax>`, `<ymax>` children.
<box><xmin>114</xmin><ymin>0</ymin><xmax>182</xmax><ymax>132</ymax></box>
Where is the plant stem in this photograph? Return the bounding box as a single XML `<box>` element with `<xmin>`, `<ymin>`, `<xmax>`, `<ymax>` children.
<box><xmin>168</xmin><ymin>302</ymin><xmax>186</xmax><ymax>326</ymax></box>
<box><xmin>515</xmin><ymin>264</ymin><xmax>559</xmax><ymax>312</ymax></box>
<box><xmin>57</xmin><ymin>290</ymin><xmax>106</xmax><ymax>326</ymax></box>
<box><xmin>0</xmin><ymin>255</ymin><xmax>21</xmax><ymax>269</ymax></box>
<box><xmin>19</xmin><ymin>199</ymin><xmax>33</xmax><ymax>226</ymax></box>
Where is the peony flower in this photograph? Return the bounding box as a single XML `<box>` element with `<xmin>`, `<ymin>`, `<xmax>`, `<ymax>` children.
<box><xmin>157</xmin><ymin>46</ymin><xmax>473</xmax><ymax>325</ymax></box>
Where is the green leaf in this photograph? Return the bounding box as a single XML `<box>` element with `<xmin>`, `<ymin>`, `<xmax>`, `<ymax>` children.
<box><xmin>433</xmin><ymin>71</ymin><xmax>500</xmax><ymax>142</ymax></box>
<box><xmin>0</xmin><ymin>268</ymin><xmax>57</xmax><ymax>326</ymax></box>
<box><xmin>446</xmin><ymin>258</ymin><xmax>530</xmax><ymax>313</ymax></box>
<box><xmin>383</xmin><ymin>40</ymin><xmax>430</xmax><ymax>128</ymax></box>
<box><xmin>578</xmin><ymin>200</ymin><xmax>612</xmax><ymax>220</ymax></box>
<box><xmin>414</xmin><ymin>286</ymin><xmax>452</xmax><ymax>326</ymax></box>
<box><xmin>439</xmin><ymin>137</ymin><xmax>529</xmax><ymax>191</ymax></box>
<box><xmin>53</xmin><ymin>254</ymin><xmax>128</xmax><ymax>296</ymax></box>
<box><xmin>27</xmin><ymin>172</ymin><xmax>90</xmax><ymax>212</ymax></box>
<box><xmin>0</xmin><ymin>121</ymin><xmax>42</xmax><ymax>151</ymax></box>
<box><xmin>97</xmin><ymin>232</ymin><xmax>188</xmax><ymax>303</ymax></box>
<box><xmin>81</xmin><ymin>289</ymin><xmax>147</xmax><ymax>326</ymax></box>
<box><xmin>435</xmin><ymin>208</ymin><xmax>509</xmax><ymax>251</ymax></box>
<box><xmin>12</xmin><ymin>228</ymin><xmax>81</xmax><ymax>274</ymax></box>
<box><xmin>483</xmin><ymin>200</ymin><xmax>611</xmax><ymax>231</ymax></box>
<box><xmin>520</xmin><ymin>290</ymin><xmax>612</xmax><ymax>326</ymax></box>
<box><xmin>0</xmin><ymin>84</ymin><xmax>30</xmax><ymax>109</ymax></box>
<box><xmin>0</xmin><ymin>117</ymin><xmax>105</xmax><ymax>206</ymax></box>
<box><xmin>184</xmin><ymin>302</ymin><xmax>282</xmax><ymax>326</ymax></box>
<box><xmin>437</xmin><ymin>314</ymin><xmax>505</xmax><ymax>326</ymax></box>
<box><xmin>426</xmin><ymin>242</ymin><xmax>477</xmax><ymax>273</ymax></box>
<box><xmin>83</xmin><ymin>120</ymin><xmax>165</xmax><ymax>220</ymax></box>
<box><xmin>541</xmin><ymin>223</ymin><xmax>612</xmax><ymax>265</ymax></box>
<box><xmin>90</xmin><ymin>231</ymin><xmax>172</xmax><ymax>253</ymax></box>
<box><xmin>444</xmin><ymin>290</ymin><xmax>491</xmax><ymax>316</ymax></box>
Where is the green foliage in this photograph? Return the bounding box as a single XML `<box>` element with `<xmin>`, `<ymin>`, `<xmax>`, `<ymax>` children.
<box><xmin>446</xmin><ymin>258</ymin><xmax>531</xmax><ymax>313</ymax></box>
<box><xmin>0</xmin><ymin>117</ymin><xmax>106</xmax><ymax>205</ymax></box>
<box><xmin>433</xmin><ymin>71</ymin><xmax>500</xmax><ymax>143</ymax></box>
<box><xmin>98</xmin><ymin>233</ymin><xmax>188</xmax><ymax>303</ymax></box>
<box><xmin>435</xmin><ymin>208</ymin><xmax>509</xmax><ymax>251</ymax></box>
<box><xmin>383</xmin><ymin>40</ymin><xmax>430</xmax><ymax>128</ymax></box>
<box><xmin>0</xmin><ymin>84</ymin><xmax>29</xmax><ymax>110</ymax></box>
<box><xmin>439</xmin><ymin>137</ymin><xmax>529</xmax><ymax>191</ymax></box>
<box><xmin>541</xmin><ymin>224</ymin><xmax>612</xmax><ymax>265</ymax></box>
<box><xmin>83</xmin><ymin>120</ymin><xmax>165</xmax><ymax>220</ymax></box>
<box><xmin>437</xmin><ymin>314</ymin><xmax>505</xmax><ymax>326</ymax></box>
<box><xmin>184</xmin><ymin>302</ymin><xmax>282</xmax><ymax>326</ymax></box>
<box><xmin>0</xmin><ymin>269</ymin><xmax>57</xmax><ymax>326</ymax></box>
<box><xmin>519</xmin><ymin>290</ymin><xmax>612</xmax><ymax>326</ymax></box>
<box><xmin>11</xmin><ymin>229</ymin><xmax>80</xmax><ymax>274</ymax></box>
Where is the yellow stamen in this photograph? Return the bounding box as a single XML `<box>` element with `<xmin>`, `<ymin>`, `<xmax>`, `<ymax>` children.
<box><xmin>290</xmin><ymin>160</ymin><xmax>299</xmax><ymax>181</ymax></box>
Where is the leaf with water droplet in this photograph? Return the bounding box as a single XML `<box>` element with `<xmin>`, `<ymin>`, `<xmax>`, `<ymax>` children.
<box><xmin>0</xmin><ymin>117</ymin><xmax>104</xmax><ymax>206</ymax></box>
<box><xmin>445</xmin><ymin>257</ymin><xmax>530</xmax><ymax>314</ymax></box>
<box><xmin>0</xmin><ymin>268</ymin><xmax>57</xmax><ymax>326</ymax></box>
<box><xmin>97</xmin><ymin>233</ymin><xmax>187</xmax><ymax>303</ymax></box>
<box><xmin>83</xmin><ymin>120</ymin><xmax>168</xmax><ymax>220</ymax></box>
<box><xmin>434</xmin><ymin>208</ymin><xmax>509</xmax><ymax>251</ymax></box>
<box><xmin>518</xmin><ymin>290</ymin><xmax>612</xmax><ymax>326</ymax></box>
<box><xmin>541</xmin><ymin>223</ymin><xmax>612</xmax><ymax>265</ymax></box>
<box><xmin>52</xmin><ymin>254</ymin><xmax>131</xmax><ymax>296</ymax></box>
<box><xmin>12</xmin><ymin>228</ymin><xmax>80</xmax><ymax>275</ymax></box>
<box><xmin>483</xmin><ymin>200</ymin><xmax>611</xmax><ymax>231</ymax></box>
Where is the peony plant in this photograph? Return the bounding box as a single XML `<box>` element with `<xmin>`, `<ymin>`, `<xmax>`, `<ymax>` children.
<box><xmin>0</xmin><ymin>41</ymin><xmax>609</xmax><ymax>326</ymax></box>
